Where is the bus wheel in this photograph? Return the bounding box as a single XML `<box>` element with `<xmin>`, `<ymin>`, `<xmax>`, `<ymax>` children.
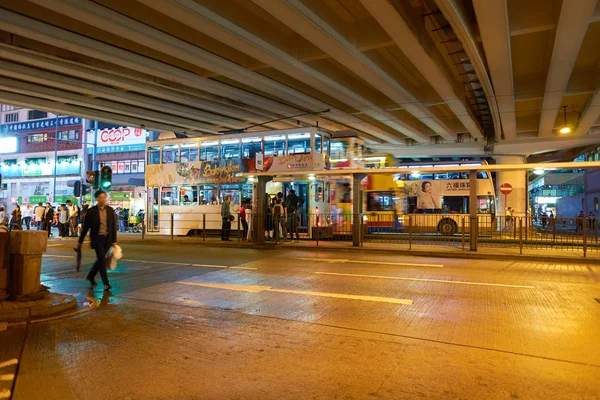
<box><xmin>438</xmin><ymin>219</ymin><xmax>457</xmax><ymax>236</ymax></box>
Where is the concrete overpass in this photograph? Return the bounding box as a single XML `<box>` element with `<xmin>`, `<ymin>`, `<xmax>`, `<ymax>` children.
<box><xmin>0</xmin><ymin>0</ymin><xmax>600</xmax><ymax>156</ymax></box>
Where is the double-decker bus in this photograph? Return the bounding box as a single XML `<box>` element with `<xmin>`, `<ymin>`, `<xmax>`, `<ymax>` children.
<box><xmin>145</xmin><ymin>127</ymin><xmax>332</xmax><ymax>235</ymax></box>
<box><xmin>363</xmin><ymin>161</ymin><xmax>496</xmax><ymax>235</ymax></box>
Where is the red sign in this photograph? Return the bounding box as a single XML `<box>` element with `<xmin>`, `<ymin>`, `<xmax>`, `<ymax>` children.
<box><xmin>500</xmin><ymin>183</ymin><xmax>513</xmax><ymax>195</ymax></box>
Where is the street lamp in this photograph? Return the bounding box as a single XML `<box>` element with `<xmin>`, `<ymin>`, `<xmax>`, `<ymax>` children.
<box><xmin>559</xmin><ymin>106</ymin><xmax>572</xmax><ymax>134</ymax></box>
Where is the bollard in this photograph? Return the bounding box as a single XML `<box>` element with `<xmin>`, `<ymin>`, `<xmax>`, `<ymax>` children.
<box><xmin>0</xmin><ymin>231</ymin><xmax>9</xmax><ymax>300</ymax></box>
<box><xmin>360</xmin><ymin>214</ymin><xmax>364</xmax><ymax>247</ymax></box>
<box><xmin>408</xmin><ymin>215</ymin><xmax>412</xmax><ymax>250</ymax></box>
<box><xmin>171</xmin><ymin>213</ymin><xmax>174</xmax><ymax>241</ymax></box>
<box><xmin>316</xmin><ymin>215</ymin><xmax>320</xmax><ymax>247</ymax></box>
<box><xmin>7</xmin><ymin>230</ymin><xmax>47</xmax><ymax>301</ymax></box>
<box><xmin>519</xmin><ymin>218</ymin><xmax>523</xmax><ymax>255</ymax></box>
<box><xmin>141</xmin><ymin>220</ymin><xmax>145</xmax><ymax>240</ymax></box>
<box><xmin>461</xmin><ymin>217</ymin><xmax>465</xmax><ymax>251</ymax></box>
<box><xmin>583</xmin><ymin>219</ymin><xmax>587</xmax><ymax>258</ymax></box>
<box><xmin>202</xmin><ymin>213</ymin><xmax>206</xmax><ymax>242</ymax></box>
<box><xmin>470</xmin><ymin>216</ymin><xmax>478</xmax><ymax>251</ymax></box>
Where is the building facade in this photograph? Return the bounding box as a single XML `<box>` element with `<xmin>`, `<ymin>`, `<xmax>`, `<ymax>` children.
<box><xmin>0</xmin><ymin>105</ymin><xmax>85</xmax><ymax>205</ymax></box>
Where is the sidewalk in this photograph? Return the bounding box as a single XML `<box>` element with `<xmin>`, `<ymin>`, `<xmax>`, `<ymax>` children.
<box><xmin>115</xmin><ymin>234</ymin><xmax>600</xmax><ymax>264</ymax></box>
<box><xmin>0</xmin><ymin>292</ymin><xmax>77</xmax><ymax>323</ymax></box>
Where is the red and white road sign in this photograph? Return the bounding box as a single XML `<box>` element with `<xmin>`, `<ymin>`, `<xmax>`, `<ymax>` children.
<box><xmin>500</xmin><ymin>183</ymin><xmax>513</xmax><ymax>195</ymax></box>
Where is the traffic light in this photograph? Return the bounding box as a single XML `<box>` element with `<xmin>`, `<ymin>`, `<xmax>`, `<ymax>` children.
<box><xmin>74</xmin><ymin>180</ymin><xmax>82</xmax><ymax>197</ymax></box>
<box><xmin>86</xmin><ymin>170</ymin><xmax>99</xmax><ymax>189</ymax></box>
<box><xmin>100</xmin><ymin>166</ymin><xmax>112</xmax><ymax>190</ymax></box>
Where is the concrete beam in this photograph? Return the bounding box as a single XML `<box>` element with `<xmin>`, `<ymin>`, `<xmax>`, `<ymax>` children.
<box><xmin>138</xmin><ymin>0</ymin><xmax>410</xmax><ymax>144</ymax></box>
<box><xmin>473</xmin><ymin>0</ymin><xmax>517</xmax><ymax>140</ymax></box>
<box><xmin>538</xmin><ymin>0</ymin><xmax>598</xmax><ymax>137</ymax></box>
<box><xmin>0</xmin><ymin>77</ymin><xmax>223</xmax><ymax>134</ymax></box>
<box><xmin>0</xmin><ymin>44</ymin><xmax>294</xmax><ymax>130</ymax></box>
<box><xmin>251</xmin><ymin>0</ymin><xmax>456</xmax><ymax>141</ymax></box>
<box><xmin>22</xmin><ymin>0</ymin><xmax>398</xmax><ymax>142</ymax></box>
<box><xmin>434</xmin><ymin>0</ymin><xmax>502</xmax><ymax>141</ymax></box>
<box><xmin>359</xmin><ymin>0</ymin><xmax>483</xmax><ymax>140</ymax></box>
<box><xmin>574</xmin><ymin>89</ymin><xmax>600</xmax><ymax>135</ymax></box>
<box><xmin>0</xmin><ymin>90</ymin><xmax>210</xmax><ymax>135</ymax></box>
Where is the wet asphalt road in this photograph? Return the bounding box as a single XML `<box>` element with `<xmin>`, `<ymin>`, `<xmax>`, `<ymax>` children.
<box><xmin>1</xmin><ymin>236</ymin><xmax>599</xmax><ymax>400</ymax></box>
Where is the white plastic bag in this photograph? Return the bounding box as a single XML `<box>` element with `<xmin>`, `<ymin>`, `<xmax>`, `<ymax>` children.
<box><xmin>108</xmin><ymin>244</ymin><xmax>122</xmax><ymax>270</ymax></box>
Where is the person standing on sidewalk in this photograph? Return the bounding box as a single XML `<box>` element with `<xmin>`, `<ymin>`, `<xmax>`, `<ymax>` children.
<box><xmin>221</xmin><ymin>195</ymin><xmax>232</xmax><ymax>241</ymax></box>
<box><xmin>34</xmin><ymin>202</ymin><xmax>45</xmax><ymax>230</ymax></box>
<box><xmin>66</xmin><ymin>200</ymin><xmax>79</xmax><ymax>237</ymax></box>
<box><xmin>58</xmin><ymin>204</ymin><xmax>69</xmax><ymax>238</ymax></box>
<box><xmin>9</xmin><ymin>204</ymin><xmax>22</xmax><ymax>231</ymax></box>
<box><xmin>42</xmin><ymin>202</ymin><xmax>54</xmax><ymax>237</ymax></box>
<box><xmin>272</xmin><ymin>198</ymin><xmax>285</xmax><ymax>244</ymax></box>
<box><xmin>21</xmin><ymin>204</ymin><xmax>33</xmax><ymax>230</ymax></box>
<box><xmin>77</xmin><ymin>190</ymin><xmax>117</xmax><ymax>292</ymax></box>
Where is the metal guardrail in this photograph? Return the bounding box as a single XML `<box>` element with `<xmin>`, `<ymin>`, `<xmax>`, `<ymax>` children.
<box><xmin>144</xmin><ymin>212</ymin><xmax>600</xmax><ymax>256</ymax></box>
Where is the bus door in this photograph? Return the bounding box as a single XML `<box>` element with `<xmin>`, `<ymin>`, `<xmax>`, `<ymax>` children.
<box><xmin>297</xmin><ymin>182</ymin><xmax>309</xmax><ymax>228</ymax></box>
<box><xmin>147</xmin><ymin>187</ymin><xmax>159</xmax><ymax>232</ymax></box>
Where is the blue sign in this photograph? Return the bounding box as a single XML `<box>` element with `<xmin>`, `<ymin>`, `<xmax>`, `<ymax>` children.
<box><xmin>0</xmin><ymin>116</ymin><xmax>82</xmax><ymax>133</ymax></box>
<box><xmin>86</xmin><ymin>143</ymin><xmax>146</xmax><ymax>154</ymax></box>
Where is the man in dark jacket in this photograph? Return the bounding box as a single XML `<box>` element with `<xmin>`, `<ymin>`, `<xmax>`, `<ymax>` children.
<box><xmin>42</xmin><ymin>202</ymin><xmax>54</xmax><ymax>237</ymax></box>
<box><xmin>77</xmin><ymin>191</ymin><xmax>118</xmax><ymax>291</ymax></box>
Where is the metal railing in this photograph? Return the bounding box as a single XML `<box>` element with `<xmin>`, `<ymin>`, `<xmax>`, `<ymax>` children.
<box><xmin>144</xmin><ymin>211</ymin><xmax>600</xmax><ymax>256</ymax></box>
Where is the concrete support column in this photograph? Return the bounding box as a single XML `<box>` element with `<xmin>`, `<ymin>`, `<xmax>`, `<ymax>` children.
<box><xmin>495</xmin><ymin>156</ymin><xmax>528</xmax><ymax>216</ymax></box>
<box><xmin>352</xmin><ymin>173</ymin><xmax>363</xmax><ymax>247</ymax></box>
<box><xmin>253</xmin><ymin>176</ymin><xmax>270</xmax><ymax>243</ymax></box>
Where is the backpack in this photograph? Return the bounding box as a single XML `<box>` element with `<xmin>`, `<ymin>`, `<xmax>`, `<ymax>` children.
<box><xmin>273</xmin><ymin>203</ymin><xmax>283</xmax><ymax>216</ymax></box>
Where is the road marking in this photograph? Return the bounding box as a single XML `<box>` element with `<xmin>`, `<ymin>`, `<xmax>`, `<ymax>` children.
<box><xmin>176</xmin><ymin>282</ymin><xmax>413</xmax><ymax>305</ymax></box>
<box><xmin>314</xmin><ymin>272</ymin><xmax>535</xmax><ymax>289</ymax></box>
<box><xmin>47</xmin><ymin>244</ymin><xmax>62</xmax><ymax>247</ymax></box>
<box><xmin>0</xmin><ymin>359</ymin><xmax>17</xmax><ymax>369</ymax></box>
<box><xmin>44</xmin><ymin>254</ymin><xmax>74</xmax><ymax>259</ymax></box>
<box><xmin>46</xmin><ymin>256</ymin><xmax>242</xmax><ymax>270</ymax></box>
<box><xmin>0</xmin><ymin>389</ymin><xmax>11</xmax><ymax>399</ymax></box>
<box><xmin>297</xmin><ymin>257</ymin><xmax>443</xmax><ymax>268</ymax></box>
<box><xmin>0</xmin><ymin>374</ymin><xmax>14</xmax><ymax>381</ymax></box>
<box><xmin>229</xmin><ymin>266</ymin><xmax>258</xmax><ymax>270</ymax></box>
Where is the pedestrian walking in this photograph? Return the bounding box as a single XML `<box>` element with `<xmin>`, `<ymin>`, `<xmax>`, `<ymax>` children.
<box><xmin>272</xmin><ymin>198</ymin><xmax>286</xmax><ymax>244</ymax></box>
<box><xmin>77</xmin><ymin>191</ymin><xmax>117</xmax><ymax>292</ymax></box>
<box><xmin>221</xmin><ymin>195</ymin><xmax>232</xmax><ymax>241</ymax></box>
<box><xmin>264</xmin><ymin>195</ymin><xmax>273</xmax><ymax>241</ymax></box>
<box><xmin>240</xmin><ymin>199</ymin><xmax>249</xmax><ymax>240</ymax></box>
<box><xmin>276</xmin><ymin>192</ymin><xmax>288</xmax><ymax>242</ymax></box>
<box><xmin>58</xmin><ymin>204</ymin><xmax>69</xmax><ymax>238</ymax></box>
<box><xmin>576</xmin><ymin>211</ymin><xmax>584</xmax><ymax>234</ymax></box>
<box><xmin>66</xmin><ymin>200</ymin><xmax>79</xmax><ymax>237</ymax></box>
<box><xmin>0</xmin><ymin>206</ymin><xmax>8</xmax><ymax>231</ymax></box>
<box><xmin>9</xmin><ymin>204</ymin><xmax>22</xmax><ymax>231</ymax></box>
<box><xmin>21</xmin><ymin>204</ymin><xmax>33</xmax><ymax>230</ymax></box>
<box><xmin>289</xmin><ymin>210</ymin><xmax>300</xmax><ymax>242</ymax></box>
<box><xmin>587</xmin><ymin>212</ymin><xmax>596</xmax><ymax>232</ymax></box>
<box><xmin>34</xmin><ymin>202</ymin><xmax>45</xmax><ymax>230</ymax></box>
<box><xmin>42</xmin><ymin>202</ymin><xmax>54</xmax><ymax>237</ymax></box>
<box><xmin>286</xmin><ymin>189</ymin><xmax>300</xmax><ymax>241</ymax></box>
<box><xmin>505</xmin><ymin>207</ymin><xmax>513</xmax><ymax>231</ymax></box>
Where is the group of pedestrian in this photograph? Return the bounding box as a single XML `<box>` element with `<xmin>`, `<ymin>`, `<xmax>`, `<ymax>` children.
<box><xmin>265</xmin><ymin>189</ymin><xmax>301</xmax><ymax>244</ymax></box>
<box><xmin>576</xmin><ymin>211</ymin><xmax>597</xmax><ymax>233</ymax></box>
<box><xmin>0</xmin><ymin>201</ymin><xmax>88</xmax><ymax>238</ymax></box>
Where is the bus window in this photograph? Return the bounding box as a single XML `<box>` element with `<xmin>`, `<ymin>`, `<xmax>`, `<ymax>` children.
<box><xmin>180</xmin><ymin>186</ymin><xmax>198</xmax><ymax>205</ymax></box>
<box><xmin>315</xmin><ymin>134</ymin><xmax>322</xmax><ymax>153</ymax></box>
<box><xmin>287</xmin><ymin>133</ymin><xmax>311</xmax><ymax>154</ymax></box>
<box><xmin>200</xmin><ymin>141</ymin><xmax>219</xmax><ymax>161</ymax></box>
<box><xmin>264</xmin><ymin>135</ymin><xmax>286</xmax><ymax>157</ymax></box>
<box><xmin>220</xmin><ymin>139</ymin><xmax>240</xmax><ymax>160</ymax></box>
<box><xmin>162</xmin><ymin>145</ymin><xmax>179</xmax><ymax>164</ymax></box>
<box><xmin>199</xmin><ymin>184</ymin><xmax>217</xmax><ymax>204</ymax></box>
<box><xmin>180</xmin><ymin>143</ymin><xmax>199</xmax><ymax>163</ymax></box>
<box><xmin>367</xmin><ymin>192</ymin><xmax>395</xmax><ymax>211</ymax></box>
<box><xmin>148</xmin><ymin>146</ymin><xmax>160</xmax><ymax>165</ymax></box>
<box><xmin>241</xmin><ymin>184</ymin><xmax>253</xmax><ymax>202</ymax></box>
<box><xmin>220</xmin><ymin>184</ymin><xmax>240</xmax><ymax>204</ymax></box>
<box><xmin>242</xmin><ymin>137</ymin><xmax>262</xmax><ymax>158</ymax></box>
<box><xmin>161</xmin><ymin>186</ymin><xmax>178</xmax><ymax>205</ymax></box>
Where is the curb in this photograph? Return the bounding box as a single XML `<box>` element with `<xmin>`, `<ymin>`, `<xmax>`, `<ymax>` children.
<box><xmin>0</xmin><ymin>292</ymin><xmax>78</xmax><ymax>322</ymax></box>
<box><xmin>116</xmin><ymin>238</ymin><xmax>600</xmax><ymax>265</ymax></box>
